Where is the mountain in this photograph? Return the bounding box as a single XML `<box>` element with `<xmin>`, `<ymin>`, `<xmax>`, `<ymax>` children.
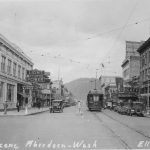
<box><xmin>64</xmin><ymin>78</ymin><xmax>102</xmax><ymax>100</ymax></box>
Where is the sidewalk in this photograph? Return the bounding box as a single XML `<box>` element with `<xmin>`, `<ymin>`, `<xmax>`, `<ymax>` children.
<box><xmin>0</xmin><ymin>107</ymin><xmax>49</xmax><ymax>117</ymax></box>
<box><xmin>144</xmin><ymin>113</ymin><xmax>150</xmax><ymax>118</ymax></box>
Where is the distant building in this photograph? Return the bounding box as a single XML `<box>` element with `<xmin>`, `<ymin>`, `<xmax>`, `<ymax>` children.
<box><xmin>122</xmin><ymin>56</ymin><xmax>140</xmax><ymax>82</ymax></box>
<box><xmin>52</xmin><ymin>80</ymin><xmax>64</xmax><ymax>99</ymax></box>
<box><xmin>125</xmin><ymin>41</ymin><xmax>143</xmax><ymax>58</ymax></box>
<box><xmin>0</xmin><ymin>34</ymin><xmax>33</xmax><ymax>109</ymax></box>
<box><xmin>122</xmin><ymin>41</ymin><xmax>144</xmax><ymax>86</ymax></box>
<box><xmin>26</xmin><ymin>69</ymin><xmax>51</xmax><ymax>106</ymax></box>
<box><xmin>99</xmin><ymin>76</ymin><xmax>123</xmax><ymax>102</ymax></box>
<box><xmin>137</xmin><ymin>37</ymin><xmax>150</xmax><ymax>111</ymax></box>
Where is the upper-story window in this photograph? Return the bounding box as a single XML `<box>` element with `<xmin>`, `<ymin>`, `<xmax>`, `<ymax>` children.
<box><xmin>18</xmin><ymin>65</ymin><xmax>21</xmax><ymax>79</ymax></box>
<box><xmin>149</xmin><ymin>50</ymin><xmax>150</xmax><ymax>64</ymax></box>
<box><xmin>7</xmin><ymin>59</ymin><xmax>12</xmax><ymax>75</ymax></box>
<box><xmin>22</xmin><ymin>67</ymin><xmax>25</xmax><ymax>80</ymax></box>
<box><xmin>1</xmin><ymin>55</ymin><xmax>6</xmax><ymax>73</ymax></box>
<box><xmin>13</xmin><ymin>62</ymin><xmax>17</xmax><ymax>77</ymax></box>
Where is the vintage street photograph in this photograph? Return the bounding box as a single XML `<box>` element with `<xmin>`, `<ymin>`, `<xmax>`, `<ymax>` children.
<box><xmin>0</xmin><ymin>0</ymin><xmax>150</xmax><ymax>149</ymax></box>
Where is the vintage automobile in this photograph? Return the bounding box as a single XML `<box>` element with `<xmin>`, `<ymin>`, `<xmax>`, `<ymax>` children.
<box><xmin>129</xmin><ymin>102</ymin><xmax>145</xmax><ymax>116</ymax></box>
<box><xmin>50</xmin><ymin>100</ymin><xmax>64</xmax><ymax>113</ymax></box>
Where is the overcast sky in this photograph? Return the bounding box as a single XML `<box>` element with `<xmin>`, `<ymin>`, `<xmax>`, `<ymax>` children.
<box><xmin>0</xmin><ymin>0</ymin><xmax>150</xmax><ymax>83</ymax></box>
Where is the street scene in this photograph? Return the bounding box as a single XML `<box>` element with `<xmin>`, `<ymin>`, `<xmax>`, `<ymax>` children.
<box><xmin>1</xmin><ymin>0</ymin><xmax>150</xmax><ymax>150</ymax></box>
<box><xmin>0</xmin><ymin>106</ymin><xmax>150</xmax><ymax>149</ymax></box>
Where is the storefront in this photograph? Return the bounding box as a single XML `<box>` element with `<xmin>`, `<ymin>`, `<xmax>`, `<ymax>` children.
<box><xmin>0</xmin><ymin>76</ymin><xmax>17</xmax><ymax>110</ymax></box>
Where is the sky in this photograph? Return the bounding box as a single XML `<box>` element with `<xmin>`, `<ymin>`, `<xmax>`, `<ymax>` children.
<box><xmin>0</xmin><ymin>0</ymin><xmax>150</xmax><ymax>83</ymax></box>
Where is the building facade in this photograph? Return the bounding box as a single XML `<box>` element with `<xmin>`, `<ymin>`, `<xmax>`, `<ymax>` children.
<box><xmin>122</xmin><ymin>56</ymin><xmax>140</xmax><ymax>82</ymax></box>
<box><xmin>122</xmin><ymin>41</ymin><xmax>144</xmax><ymax>84</ymax></box>
<box><xmin>26</xmin><ymin>69</ymin><xmax>51</xmax><ymax>107</ymax></box>
<box><xmin>0</xmin><ymin>34</ymin><xmax>33</xmax><ymax>109</ymax></box>
<box><xmin>51</xmin><ymin>80</ymin><xmax>64</xmax><ymax>99</ymax></box>
<box><xmin>99</xmin><ymin>76</ymin><xmax>123</xmax><ymax>102</ymax></box>
<box><xmin>137</xmin><ymin>38</ymin><xmax>150</xmax><ymax>112</ymax></box>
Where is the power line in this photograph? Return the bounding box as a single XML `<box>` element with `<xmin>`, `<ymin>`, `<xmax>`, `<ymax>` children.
<box><xmin>99</xmin><ymin>0</ymin><xmax>139</xmax><ymax>74</ymax></box>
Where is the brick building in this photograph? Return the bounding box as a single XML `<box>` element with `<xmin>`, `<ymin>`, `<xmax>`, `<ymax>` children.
<box><xmin>122</xmin><ymin>41</ymin><xmax>144</xmax><ymax>87</ymax></box>
<box><xmin>137</xmin><ymin>37</ymin><xmax>150</xmax><ymax>113</ymax></box>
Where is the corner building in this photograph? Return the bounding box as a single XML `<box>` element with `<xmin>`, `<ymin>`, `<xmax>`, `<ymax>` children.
<box><xmin>137</xmin><ymin>38</ymin><xmax>150</xmax><ymax>111</ymax></box>
<box><xmin>0</xmin><ymin>34</ymin><xmax>33</xmax><ymax>110</ymax></box>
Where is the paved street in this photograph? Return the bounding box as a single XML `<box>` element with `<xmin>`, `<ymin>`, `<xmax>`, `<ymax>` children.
<box><xmin>0</xmin><ymin>106</ymin><xmax>150</xmax><ymax>150</ymax></box>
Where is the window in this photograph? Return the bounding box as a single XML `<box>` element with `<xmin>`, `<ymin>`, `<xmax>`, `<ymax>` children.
<box><xmin>93</xmin><ymin>96</ymin><xmax>99</xmax><ymax>102</ymax></box>
<box><xmin>13</xmin><ymin>63</ymin><xmax>17</xmax><ymax>77</ymax></box>
<box><xmin>145</xmin><ymin>52</ymin><xmax>147</xmax><ymax>66</ymax></box>
<box><xmin>123</xmin><ymin>68</ymin><xmax>129</xmax><ymax>78</ymax></box>
<box><xmin>18</xmin><ymin>65</ymin><xmax>21</xmax><ymax>79</ymax></box>
<box><xmin>149</xmin><ymin>50</ymin><xmax>150</xmax><ymax>64</ymax></box>
<box><xmin>22</xmin><ymin>67</ymin><xmax>25</xmax><ymax>80</ymax></box>
<box><xmin>7</xmin><ymin>59</ymin><xmax>12</xmax><ymax>75</ymax></box>
<box><xmin>1</xmin><ymin>56</ymin><xmax>6</xmax><ymax>73</ymax></box>
<box><xmin>0</xmin><ymin>82</ymin><xmax>3</xmax><ymax>102</ymax></box>
<box><xmin>7</xmin><ymin>84</ymin><xmax>14</xmax><ymax>102</ymax></box>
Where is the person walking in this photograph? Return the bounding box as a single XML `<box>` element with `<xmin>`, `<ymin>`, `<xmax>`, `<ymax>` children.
<box><xmin>16</xmin><ymin>101</ymin><xmax>20</xmax><ymax>112</ymax></box>
<box><xmin>77</xmin><ymin>100</ymin><xmax>82</xmax><ymax>114</ymax></box>
<box><xmin>3</xmin><ymin>101</ymin><xmax>8</xmax><ymax>114</ymax></box>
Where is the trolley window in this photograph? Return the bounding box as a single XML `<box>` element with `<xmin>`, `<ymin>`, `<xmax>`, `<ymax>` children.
<box><xmin>93</xmin><ymin>95</ymin><xmax>99</xmax><ymax>102</ymax></box>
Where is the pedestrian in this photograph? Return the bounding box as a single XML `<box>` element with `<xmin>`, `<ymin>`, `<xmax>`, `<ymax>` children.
<box><xmin>16</xmin><ymin>101</ymin><xmax>20</xmax><ymax>112</ymax></box>
<box><xmin>3</xmin><ymin>101</ymin><xmax>8</xmax><ymax>114</ymax></box>
<box><xmin>38</xmin><ymin>101</ymin><xmax>41</xmax><ymax>109</ymax></box>
<box><xmin>77</xmin><ymin>100</ymin><xmax>82</xmax><ymax>114</ymax></box>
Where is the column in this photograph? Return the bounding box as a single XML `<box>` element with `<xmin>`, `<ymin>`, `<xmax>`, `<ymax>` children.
<box><xmin>14</xmin><ymin>84</ymin><xmax>17</xmax><ymax>103</ymax></box>
<box><xmin>3</xmin><ymin>82</ymin><xmax>7</xmax><ymax>102</ymax></box>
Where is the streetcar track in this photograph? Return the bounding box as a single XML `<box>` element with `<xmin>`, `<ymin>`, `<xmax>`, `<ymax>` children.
<box><xmin>92</xmin><ymin>112</ymin><xmax>131</xmax><ymax>150</ymax></box>
<box><xmin>102</xmin><ymin>111</ymin><xmax>150</xmax><ymax>139</ymax></box>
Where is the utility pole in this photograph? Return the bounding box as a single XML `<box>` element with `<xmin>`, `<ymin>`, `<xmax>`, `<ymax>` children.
<box><xmin>90</xmin><ymin>80</ymin><xmax>94</xmax><ymax>90</ymax></box>
<box><xmin>95</xmin><ymin>69</ymin><xmax>99</xmax><ymax>90</ymax></box>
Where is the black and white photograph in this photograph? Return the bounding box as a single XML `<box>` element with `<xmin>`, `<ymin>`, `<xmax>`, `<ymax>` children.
<box><xmin>0</xmin><ymin>0</ymin><xmax>150</xmax><ymax>149</ymax></box>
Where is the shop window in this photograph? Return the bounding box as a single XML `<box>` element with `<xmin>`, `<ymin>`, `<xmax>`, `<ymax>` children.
<box><xmin>7</xmin><ymin>84</ymin><xmax>14</xmax><ymax>102</ymax></box>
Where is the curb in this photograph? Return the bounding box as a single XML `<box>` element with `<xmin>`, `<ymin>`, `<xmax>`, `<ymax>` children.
<box><xmin>0</xmin><ymin>109</ymin><xmax>49</xmax><ymax>117</ymax></box>
<box><xmin>25</xmin><ymin>109</ymin><xmax>49</xmax><ymax>116</ymax></box>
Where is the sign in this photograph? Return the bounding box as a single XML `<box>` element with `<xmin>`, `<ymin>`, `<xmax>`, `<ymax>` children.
<box><xmin>26</xmin><ymin>69</ymin><xmax>50</xmax><ymax>83</ymax></box>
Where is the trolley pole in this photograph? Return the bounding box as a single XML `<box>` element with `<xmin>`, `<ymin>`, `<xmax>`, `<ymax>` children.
<box><xmin>95</xmin><ymin>69</ymin><xmax>99</xmax><ymax>90</ymax></box>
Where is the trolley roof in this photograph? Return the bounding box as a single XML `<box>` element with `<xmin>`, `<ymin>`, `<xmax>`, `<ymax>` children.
<box><xmin>88</xmin><ymin>89</ymin><xmax>103</xmax><ymax>95</ymax></box>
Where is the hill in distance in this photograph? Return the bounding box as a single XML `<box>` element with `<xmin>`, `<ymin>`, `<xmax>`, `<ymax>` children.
<box><xmin>65</xmin><ymin>78</ymin><xmax>102</xmax><ymax>100</ymax></box>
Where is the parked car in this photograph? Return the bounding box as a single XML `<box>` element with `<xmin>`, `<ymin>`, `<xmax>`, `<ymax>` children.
<box><xmin>116</xmin><ymin>105</ymin><xmax>122</xmax><ymax>113</ymax></box>
<box><xmin>131</xmin><ymin>102</ymin><xmax>145</xmax><ymax>116</ymax></box>
<box><xmin>118</xmin><ymin>106</ymin><xmax>128</xmax><ymax>115</ymax></box>
<box><xmin>114</xmin><ymin>105</ymin><xmax>119</xmax><ymax>112</ymax></box>
<box><xmin>124</xmin><ymin>102</ymin><xmax>145</xmax><ymax>116</ymax></box>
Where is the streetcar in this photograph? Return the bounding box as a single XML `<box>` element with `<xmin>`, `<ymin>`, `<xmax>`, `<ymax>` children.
<box><xmin>87</xmin><ymin>89</ymin><xmax>103</xmax><ymax>111</ymax></box>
